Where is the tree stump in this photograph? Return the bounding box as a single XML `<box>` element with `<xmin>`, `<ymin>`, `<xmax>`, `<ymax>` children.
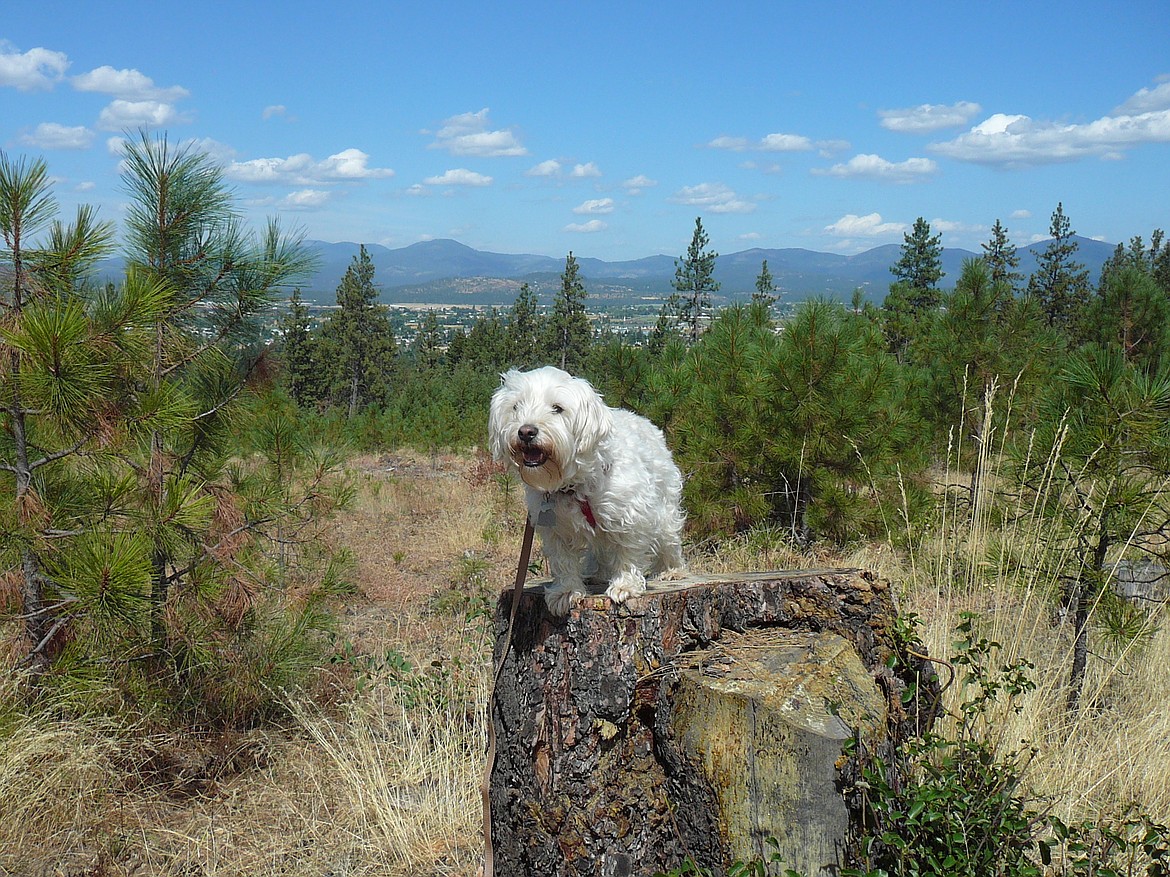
<box><xmin>488</xmin><ymin>570</ymin><xmax>938</xmax><ymax>877</ymax></box>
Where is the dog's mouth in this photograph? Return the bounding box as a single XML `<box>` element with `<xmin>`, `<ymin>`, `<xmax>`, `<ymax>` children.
<box><xmin>520</xmin><ymin>446</ymin><xmax>548</xmax><ymax>468</ymax></box>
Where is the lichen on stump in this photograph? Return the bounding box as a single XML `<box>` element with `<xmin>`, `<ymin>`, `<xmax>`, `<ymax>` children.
<box><xmin>487</xmin><ymin>570</ymin><xmax>938</xmax><ymax>877</ymax></box>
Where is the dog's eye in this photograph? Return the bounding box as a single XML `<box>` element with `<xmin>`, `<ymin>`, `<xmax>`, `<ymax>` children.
<box><xmin>551</xmin><ymin>404</ymin><xmax>564</xmax><ymax>414</ymax></box>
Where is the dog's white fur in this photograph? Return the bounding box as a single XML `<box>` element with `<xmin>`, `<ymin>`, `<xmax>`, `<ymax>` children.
<box><xmin>488</xmin><ymin>366</ymin><xmax>686</xmax><ymax>616</ymax></box>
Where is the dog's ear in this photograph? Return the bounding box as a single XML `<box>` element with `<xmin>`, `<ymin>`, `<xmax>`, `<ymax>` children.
<box><xmin>569</xmin><ymin>376</ymin><xmax>613</xmax><ymax>455</ymax></box>
<box><xmin>487</xmin><ymin>372</ymin><xmax>520</xmax><ymax>463</ymax></box>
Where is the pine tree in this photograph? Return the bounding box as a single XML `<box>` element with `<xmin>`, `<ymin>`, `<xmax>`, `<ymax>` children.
<box><xmin>506</xmin><ymin>282</ymin><xmax>543</xmax><ymax>368</ymax></box>
<box><xmin>120</xmin><ymin>130</ymin><xmax>324</xmax><ymax>661</ymax></box>
<box><xmin>671</xmin><ymin>217</ymin><xmax>720</xmax><ymax>343</ymax></box>
<box><xmin>1021</xmin><ymin>345</ymin><xmax>1170</xmax><ymax>713</ymax></box>
<box><xmin>981</xmin><ymin>219</ymin><xmax>1023</xmax><ymax>292</ymax></box>
<box><xmin>415</xmin><ymin>311</ymin><xmax>442</xmax><ymax>370</ymax></box>
<box><xmin>321</xmin><ymin>245</ymin><xmax>397</xmax><ymax>417</ymax></box>
<box><xmin>890</xmin><ymin>217</ymin><xmax>944</xmax><ymax>309</ymax></box>
<box><xmin>753</xmin><ymin>258</ymin><xmax>778</xmax><ymax>307</ymax></box>
<box><xmin>279</xmin><ymin>289</ymin><xmax>317</xmax><ymax>406</ymax></box>
<box><xmin>0</xmin><ymin>152</ymin><xmax>125</xmax><ymax>669</ymax></box>
<box><xmin>546</xmin><ymin>252</ymin><xmax>591</xmax><ymax>371</ymax></box>
<box><xmin>3</xmin><ymin>142</ymin><xmax>345</xmax><ymax>715</ymax></box>
<box><xmin>1083</xmin><ymin>264</ymin><xmax>1170</xmax><ymax>372</ymax></box>
<box><xmin>1027</xmin><ymin>202</ymin><xmax>1091</xmax><ymax>329</ymax></box>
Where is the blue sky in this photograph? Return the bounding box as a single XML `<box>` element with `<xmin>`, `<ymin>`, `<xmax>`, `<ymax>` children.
<box><xmin>3</xmin><ymin>1</ymin><xmax>1168</xmax><ymax>263</ymax></box>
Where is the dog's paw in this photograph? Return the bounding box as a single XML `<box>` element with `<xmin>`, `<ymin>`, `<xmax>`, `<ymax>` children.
<box><xmin>544</xmin><ymin>588</ymin><xmax>584</xmax><ymax>617</ymax></box>
<box><xmin>605</xmin><ymin>571</ymin><xmax>646</xmax><ymax>605</ymax></box>
<box><xmin>655</xmin><ymin>566</ymin><xmax>689</xmax><ymax>583</ymax></box>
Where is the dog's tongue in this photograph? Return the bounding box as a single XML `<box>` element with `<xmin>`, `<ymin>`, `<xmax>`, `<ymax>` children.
<box><xmin>522</xmin><ymin>447</ymin><xmax>547</xmax><ymax>467</ymax></box>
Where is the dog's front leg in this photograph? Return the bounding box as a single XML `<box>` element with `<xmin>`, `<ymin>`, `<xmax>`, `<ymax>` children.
<box><xmin>541</xmin><ymin>529</ymin><xmax>587</xmax><ymax>617</ymax></box>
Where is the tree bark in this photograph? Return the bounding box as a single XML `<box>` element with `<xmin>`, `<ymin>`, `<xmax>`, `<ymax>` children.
<box><xmin>488</xmin><ymin>569</ymin><xmax>938</xmax><ymax>877</ymax></box>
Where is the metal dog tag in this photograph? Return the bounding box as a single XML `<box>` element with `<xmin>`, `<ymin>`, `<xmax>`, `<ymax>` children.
<box><xmin>536</xmin><ymin>497</ymin><xmax>557</xmax><ymax>527</ymax></box>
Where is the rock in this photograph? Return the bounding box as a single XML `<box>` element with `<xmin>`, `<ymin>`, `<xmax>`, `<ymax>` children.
<box><xmin>486</xmin><ymin>570</ymin><xmax>938</xmax><ymax>877</ymax></box>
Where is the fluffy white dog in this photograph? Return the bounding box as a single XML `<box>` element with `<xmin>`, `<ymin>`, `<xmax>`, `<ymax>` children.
<box><xmin>489</xmin><ymin>366</ymin><xmax>686</xmax><ymax>616</ymax></box>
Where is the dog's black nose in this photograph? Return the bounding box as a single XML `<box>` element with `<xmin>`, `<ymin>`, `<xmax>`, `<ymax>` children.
<box><xmin>518</xmin><ymin>424</ymin><xmax>539</xmax><ymax>443</ymax></box>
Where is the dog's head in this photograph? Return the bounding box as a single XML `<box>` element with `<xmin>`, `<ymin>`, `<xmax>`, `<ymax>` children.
<box><xmin>488</xmin><ymin>366</ymin><xmax>612</xmax><ymax>491</ymax></box>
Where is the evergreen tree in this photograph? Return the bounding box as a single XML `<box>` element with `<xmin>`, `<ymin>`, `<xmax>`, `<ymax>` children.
<box><xmin>671</xmin><ymin>217</ymin><xmax>720</xmax><ymax>343</ymax></box>
<box><xmin>1151</xmin><ymin>228</ymin><xmax>1170</xmax><ymax>292</ymax></box>
<box><xmin>414</xmin><ymin>311</ymin><xmax>443</xmax><ymax>370</ymax></box>
<box><xmin>1020</xmin><ymin>345</ymin><xmax>1170</xmax><ymax>713</ymax></box>
<box><xmin>1027</xmin><ymin>202</ymin><xmax>1091</xmax><ymax>329</ymax></box>
<box><xmin>319</xmin><ymin>245</ymin><xmax>397</xmax><ymax>416</ymax></box>
<box><xmin>506</xmin><ymin>282</ymin><xmax>543</xmax><ymax>368</ymax></box>
<box><xmin>546</xmin><ymin>251</ymin><xmax>591</xmax><ymax>371</ymax></box>
<box><xmin>0</xmin><ymin>152</ymin><xmax>124</xmax><ymax>669</ymax></box>
<box><xmin>120</xmin><ymin>131</ymin><xmax>330</xmax><ymax>680</ymax></box>
<box><xmin>1</xmin><ymin>139</ymin><xmax>343</xmax><ymax>715</ymax></box>
<box><xmin>278</xmin><ymin>289</ymin><xmax>317</xmax><ymax>406</ymax></box>
<box><xmin>760</xmin><ymin>301</ymin><xmax>923</xmax><ymax>544</ymax></box>
<box><xmin>753</xmin><ymin>258</ymin><xmax>778</xmax><ymax>307</ymax></box>
<box><xmin>1082</xmin><ymin>264</ymin><xmax>1170</xmax><ymax>372</ymax></box>
<box><xmin>646</xmin><ymin>302</ymin><xmax>675</xmax><ymax>356</ymax></box>
<box><xmin>980</xmin><ymin>219</ymin><xmax>1023</xmax><ymax>292</ymax></box>
<box><xmin>454</xmin><ymin>308</ymin><xmax>510</xmax><ymax>372</ymax></box>
<box><xmin>890</xmin><ymin>217</ymin><xmax>944</xmax><ymax>307</ymax></box>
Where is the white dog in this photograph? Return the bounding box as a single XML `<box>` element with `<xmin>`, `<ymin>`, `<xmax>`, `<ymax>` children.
<box><xmin>488</xmin><ymin>366</ymin><xmax>686</xmax><ymax>616</ymax></box>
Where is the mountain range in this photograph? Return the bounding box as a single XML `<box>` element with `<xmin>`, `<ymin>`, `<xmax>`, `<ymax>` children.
<box><xmin>97</xmin><ymin>236</ymin><xmax>1118</xmax><ymax>308</ymax></box>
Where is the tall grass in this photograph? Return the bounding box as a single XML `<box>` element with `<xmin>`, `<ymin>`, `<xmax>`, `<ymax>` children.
<box><xmin>290</xmin><ymin>665</ymin><xmax>488</xmax><ymax>875</ymax></box>
<box><xmin>854</xmin><ymin>380</ymin><xmax>1170</xmax><ymax>826</ymax></box>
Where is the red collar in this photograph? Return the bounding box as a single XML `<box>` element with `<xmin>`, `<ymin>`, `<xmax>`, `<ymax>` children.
<box><xmin>577</xmin><ymin>496</ymin><xmax>597</xmax><ymax>529</ymax></box>
<box><xmin>557</xmin><ymin>488</ymin><xmax>597</xmax><ymax>529</ymax></box>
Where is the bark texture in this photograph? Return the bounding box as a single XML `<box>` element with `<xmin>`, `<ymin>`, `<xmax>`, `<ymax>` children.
<box><xmin>488</xmin><ymin>569</ymin><xmax>938</xmax><ymax>877</ymax></box>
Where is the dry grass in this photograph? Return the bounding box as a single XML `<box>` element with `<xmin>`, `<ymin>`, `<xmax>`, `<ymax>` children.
<box><xmin>0</xmin><ymin>450</ymin><xmax>508</xmax><ymax>877</ymax></box>
<box><xmin>2</xmin><ymin>445</ymin><xmax>1168</xmax><ymax>875</ymax></box>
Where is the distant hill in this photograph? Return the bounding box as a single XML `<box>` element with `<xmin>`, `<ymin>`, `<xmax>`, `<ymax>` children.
<box><xmin>93</xmin><ymin>236</ymin><xmax>1117</xmax><ymax>308</ymax></box>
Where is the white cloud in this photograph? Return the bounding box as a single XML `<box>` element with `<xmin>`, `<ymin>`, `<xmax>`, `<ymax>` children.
<box><xmin>280</xmin><ymin>189</ymin><xmax>332</xmax><ymax>209</ymax></box>
<box><xmin>570</xmin><ymin>162</ymin><xmax>601</xmax><ymax>178</ymax></box>
<box><xmin>430</xmin><ymin>108</ymin><xmax>527</xmax><ymax>157</ymax></box>
<box><xmin>708</xmin><ymin>133</ymin><xmax>813</xmax><ymax>152</ymax></box>
<box><xmin>317</xmin><ymin>148</ymin><xmax>394</xmax><ymax>180</ymax></box>
<box><xmin>929</xmin><ymin>218</ymin><xmax>984</xmax><ymax>235</ymax></box>
<box><xmin>879</xmin><ymin>101</ymin><xmax>982</xmax><ymax>133</ymax></box>
<box><xmin>226</xmin><ymin>149</ymin><xmax>393</xmax><ymax>184</ymax></box>
<box><xmin>564</xmin><ymin>219</ymin><xmax>607</xmax><ymax>233</ymax></box>
<box><xmin>1010</xmin><ymin>209</ymin><xmax>1032</xmax><ymax>220</ymax></box>
<box><xmin>573</xmin><ymin>198</ymin><xmax>614</xmax><ymax>215</ymax></box>
<box><xmin>739</xmin><ymin>232</ymin><xmax>763</xmax><ymax>242</ymax></box>
<box><xmin>759</xmin><ymin>133</ymin><xmax>814</xmax><ymax>152</ymax></box>
<box><xmin>708</xmin><ymin>135</ymin><xmax>751</xmax><ymax>151</ymax></box>
<box><xmin>824</xmin><ymin>212</ymin><xmax>907</xmax><ymax>238</ymax></box>
<box><xmin>262</xmin><ymin>104</ymin><xmax>289</xmax><ymax>120</ymax></box>
<box><xmin>19</xmin><ymin>122</ymin><xmax>93</xmax><ymax>150</ymax></box>
<box><xmin>228</xmin><ymin>153</ymin><xmax>316</xmax><ymax>183</ymax></box>
<box><xmin>97</xmin><ymin>99</ymin><xmax>191</xmax><ymax>130</ymax></box>
<box><xmin>623</xmin><ymin>174</ymin><xmax>657</xmax><ymax>194</ymax></box>
<box><xmin>75</xmin><ymin>181</ymin><xmax>96</xmax><ymax>192</ymax></box>
<box><xmin>1114</xmin><ymin>81</ymin><xmax>1170</xmax><ymax>115</ymax></box>
<box><xmin>0</xmin><ymin>44</ymin><xmax>69</xmax><ymax>90</ymax></box>
<box><xmin>527</xmin><ymin>159</ymin><xmax>562</xmax><ymax>177</ymax></box>
<box><xmin>813</xmin><ymin>153</ymin><xmax>938</xmax><ymax>183</ymax></box>
<box><xmin>405</xmin><ymin>183</ymin><xmax>427</xmax><ymax>196</ymax></box>
<box><xmin>423</xmin><ymin>168</ymin><xmax>493</xmax><ymax>186</ymax></box>
<box><xmin>670</xmin><ymin>182</ymin><xmax>756</xmax><ymax>214</ymax></box>
<box><xmin>72</xmin><ymin>65</ymin><xmax>188</xmax><ymax>101</ymax></box>
<box><xmin>930</xmin><ymin>83</ymin><xmax>1170</xmax><ymax>167</ymax></box>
